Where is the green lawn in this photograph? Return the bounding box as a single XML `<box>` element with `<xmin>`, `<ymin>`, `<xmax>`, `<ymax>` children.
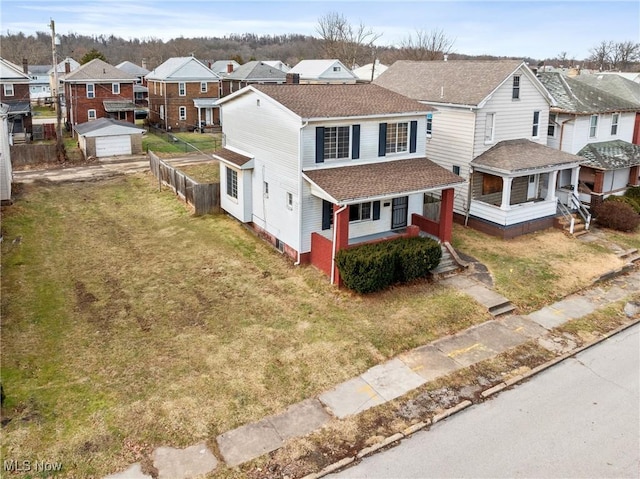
<box><xmin>143</xmin><ymin>130</ymin><xmax>221</xmax><ymax>155</ymax></box>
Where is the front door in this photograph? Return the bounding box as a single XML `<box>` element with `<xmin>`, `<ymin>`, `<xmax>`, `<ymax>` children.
<box><xmin>527</xmin><ymin>175</ymin><xmax>538</xmax><ymax>200</ymax></box>
<box><xmin>391</xmin><ymin>196</ymin><xmax>408</xmax><ymax>229</ymax></box>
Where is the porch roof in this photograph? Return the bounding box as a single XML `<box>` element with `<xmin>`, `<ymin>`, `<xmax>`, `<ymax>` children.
<box><xmin>193</xmin><ymin>98</ymin><xmax>220</xmax><ymax>108</ymax></box>
<box><xmin>471</xmin><ymin>139</ymin><xmax>581</xmax><ymax>174</ymax></box>
<box><xmin>303</xmin><ymin>157</ymin><xmax>464</xmax><ymax>204</ymax></box>
<box><xmin>212</xmin><ymin>147</ymin><xmax>254</xmax><ymax>169</ymax></box>
<box><xmin>577</xmin><ymin>140</ymin><xmax>640</xmax><ymax>171</ymax></box>
<box><xmin>103</xmin><ymin>100</ymin><xmax>136</xmax><ymax>112</ymax></box>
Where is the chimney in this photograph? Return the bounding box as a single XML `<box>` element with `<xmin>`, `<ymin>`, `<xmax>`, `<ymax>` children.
<box><xmin>286</xmin><ymin>73</ymin><xmax>300</xmax><ymax>84</ymax></box>
<box><xmin>141</xmin><ymin>58</ymin><xmax>147</xmax><ymax>70</ymax></box>
<box><xmin>227</xmin><ymin>63</ymin><xmax>234</xmax><ymax>74</ymax></box>
<box><xmin>208</xmin><ymin>61</ymin><xmax>212</xmax><ymax>69</ymax></box>
<box><xmin>65</xmin><ymin>61</ymin><xmax>71</xmax><ymax>73</ymax></box>
<box><xmin>22</xmin><ymin>58</ymin><xmax>28</xmax><ymax>74</ymax></box>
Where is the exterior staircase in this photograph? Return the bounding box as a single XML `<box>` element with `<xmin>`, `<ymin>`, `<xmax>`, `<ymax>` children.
<box><xmin>556</xmin><ymin>213</ymin><xmax>589</xmax><ymax>237</ymax></box>
<box><xmin>431</xmin><ymin>242</ymin><xmax>468</xmax><ymax>278</ymax></box>
<box><xmin>556</xmin><ymin>193</ymin><xmax>592</xmax><ymax>238</ymax></box>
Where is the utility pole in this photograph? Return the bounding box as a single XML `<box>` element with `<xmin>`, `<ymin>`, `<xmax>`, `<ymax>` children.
<box><xmin>50</xmin><ymin>19</ymin><xmax>65</xmax><ymax>162</ymax></box>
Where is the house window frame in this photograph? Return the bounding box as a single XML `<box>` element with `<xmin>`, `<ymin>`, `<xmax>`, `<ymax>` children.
<box><xmin>323</xmin><ymin>126</ymin><xmax>350</xmax><ymax>160</ymax></box>
<box><xmin>333</xmin><ymin>66</ymin><xmax>341</xmax><ymax>72</ymax></box>
<box><xmin>87</xmin><ymin>83</ymin><xmax>95</xmax><ymax>99</ymax></box>
<box><xmin>611</xmin><ymin>113</ymin><xmax>619</xmax><ymax>135</ymax></box>
<box><xmin>349</xmin><ymin>201</ymin><xmax>373</xmax><ymax>222</ymax></box>
<box><xmin>286</xmin><ymin>192</ymin><xmax>294</xmax><ymax>210</ymax></box>
<box><xmin>589</xmin><ymin>114</ymin><xmax>599</xmax><ymax>138</ymax></box>
<box><xmin>200</xmin><ymin>82</ymin><xmax>207</xmax><ymax>93</ymax></box>
<box><xmin>452</xmin><ymin>165</ymin><xmax>461</xmax><ymax>175</ymax></box>
<box><xmin>532</xmin><ymin>110</ymin><xmax>540</xmax><ymax>137</ymax></box>
<box><xmin>512</xmin><ymin>75</ymin><xmax>520</xmax><ymax>100</ymax></box>
<box><xmin>112</xmin><ymin>83</ymin><xmax>120</xmax><ymax>94</ymax></box>
<box><xmin>178</xmin><ymin>82</ymin><xmax>186</xmax><ymax>96</ymax></box>
<box><xmin>159</xmin><ymin>105</ymin><xmax>164</xmax><ymax>120</ymax></box>
<box><xmin>226</xmin><ymin>167</ymin><xmax>238</xmax><ymax>199</ymax></box>
<box><xmin>548</xmin><ymin>113</ymin><xmax>557</xmax><ymax>137</ymax></box>
<box><xmin>426</xmin><ymin>113</ymin><xmax>433</xmax><ymax>137</ymax></box>
<box><xmin>87</xmin><ymin>109</ymin><xmax>97</xmax><ymax>120</ymax></box>
<box><xmin>385</xmin><ymin>121</ymin><xmax>409</xmax><ymax>154</ymax></box>
<box><xmin>484</xmin><ymin>112</ymin><xmax>495</xmax><ymax>144</ymax></box>
<box><xmin>3</xmin><ymin>83</ymin><xmax>14</xmax><ymax>96</ymax></box>
<box><xmin>263</xmin><ymin>181</ymin><xmax>269</xmax><ymax>198</ymax></box>
<box><xmin>179</xmin><ymin>106</ymin><xmax>187</xmax><ymax>120</ymax></box>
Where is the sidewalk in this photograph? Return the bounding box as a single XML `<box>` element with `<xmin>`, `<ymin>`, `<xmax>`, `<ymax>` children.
<box><xmin>104</xmin><ymin>260</ymin><xmax>640</xmax><ymax>479</ymax></box>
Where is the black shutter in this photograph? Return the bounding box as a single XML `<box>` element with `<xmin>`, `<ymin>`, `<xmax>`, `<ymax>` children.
<box><xmin>409</xmin><ymin>120</ymin><xmax>418</xmax><ymax>153</ymax></box>
<box><xmin>322</xmin><ymin>200</ymin><xmax>332</xmax><ymax>230</ymax></box>
<box><xmin>378</xmin><ymin>123</ymin><xmax>387</xmax><ymax>156</ymax></box>
<box><xmin>316</xmin><ymin>127</ymin><xmax>325</xmax><ymax>163</ymax></box>
<box><xmin>351</xmin><ymin>124</ymin><xmax>360</xmax><ymax>159</ymax></box>
<box><xmin>372</xmin><ymin>200</ymin><xmax>380</xmax><ymax>221</ymax></box>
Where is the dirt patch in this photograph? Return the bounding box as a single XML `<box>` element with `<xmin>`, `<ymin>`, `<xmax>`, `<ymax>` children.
<box><xmin>74</xmin><ymin>281</ymin><xmax>98</xmax><ymax>310</ymax></box>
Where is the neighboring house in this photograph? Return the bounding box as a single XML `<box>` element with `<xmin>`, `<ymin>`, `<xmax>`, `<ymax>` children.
<box><xmin>28</xmin><ymin>64</ymin><xmax>53</xmax><ymax>103</ymax></box>
<box><xmin>353</xmin><ymin>61</ymin><xmax>388</xmax><ymax>82</ymax></box>
<box><xmin>214</xmin><ymin>83</ymin><xmax>464</xmax><ymax>285</ymax></box>
<box><xmin>48</xmin><ymin>57</ymin><xmax>80</xmax><ymax>110</ymax></box>
<box><xmin>288</xmin><ymin>59</ymin><xmax>358</xmax><ymax>84</ymax></box>
<box><xmin>0</xmin><ymin>57</ymin><xmax>32</xmax><ymax>140</ymax></box>
<box><xmin>146</xmin><ymin>56</ymin><xmax>222</xmax><ymax>131</ymax></box>
<box><xmin>375</xmin><ymin>59</ymin><xmax>583</xmax><ymax>238</ymax></box>
<box><xmin>220</xmin><ymin>61</ymin><xmax>287</xmax><ymax>96</ymax></box>
<box><xmin>596</xmin><ymin>71</ymin><xmax>640</xmax><ymax>83</ymax></box>
<box><xmin>262</xmin><ymin>60</ymin><xmax>290</xmax><ymax>73</ymax></box>
<box><xmin>116</xmin><ymin>61</ymin><xmax>150</xmax><ymax>106</ymax></box>
<box><xmin>62</xmin><ymin>58</ymin><xmax>137</xmax><ymax>126</ymax></box>
<box><xmin>210</xmin><ymin>60</ymin><xmax>240</xmax><ymax>77</ymax></box>
<box><xmin>0</xmin><ymin>103</ymin><xmax>12</xmax><ymax>202</ymax></box>
<box><xmin>538</xmin><ymin>72</ymin><xmax>640</xmax><ymax>205</ymax></box>
<box><xmin>74</xmin><ymin>117</ymin><xmax>145</xmax><ymax>158</ymax></box>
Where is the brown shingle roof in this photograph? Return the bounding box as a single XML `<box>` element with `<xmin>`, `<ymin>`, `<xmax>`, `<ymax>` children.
<box><xmin>374</xmin><ymin>60</ymin><xmax>525</xmax><ymax>106</ymax></box>
<box><xmin>63</xmin><ymin>58</ymin><xmax>137</xmax><ymax>82</ymax></box>
<box><xmin>212</xmin><ymin>148</ymin><xmax>253</xmax><ymax>167</ymax></box>
<box><xmin>250</xmin><ymin>84</ymin><xmax>434</xmax><ymax>119</ymax></box>
<box><xmin>471</xmin><ymin>139</ymin><xmax>581</xmax><ymax>173</ymax></box>
<box><xmin>303</xmin><ymin>158</ymin><xmax>464</xmax><ymax>203</ymax></box>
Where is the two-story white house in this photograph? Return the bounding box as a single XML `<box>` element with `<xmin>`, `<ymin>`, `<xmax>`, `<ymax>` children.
<box><xmin>288</xmin><ymin>60</ymin><xmax>359</xmax><ymax>84</ymax></box>
<box><xmin>375</xmin><ymin>60</ymin><xmax>583</xmax><ymax>239</ymax></box>
<box><xmin>538</xmin><ymin>72</ymin><xmax>640</xmax><ymax>205</ymax></box>
<box><xmin>214</xmin><ymin>84</ymin><xmax>464</xmax><ymax>284</ymax></box>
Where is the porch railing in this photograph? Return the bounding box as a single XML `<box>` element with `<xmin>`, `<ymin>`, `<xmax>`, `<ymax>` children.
<box><xmin>569</xmin><ymin>192</ymin><xmax>591</xmax><ymax>231</ymax></box>
<box><xmin>557</xmin><ymin>199</ymin><xmax>576</xmax><ymax>234</ymax></box>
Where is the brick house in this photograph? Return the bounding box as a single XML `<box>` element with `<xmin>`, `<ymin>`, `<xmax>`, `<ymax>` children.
<box><xmin>0</xmin><ymin>57</ymin><xmax>32</xmax><ymax>139</ymax></box>
<box><xmin>145</xmin><ymin>56</ymin><xmax>222</xmax><ymax>131</ymax></box>
<box><xmin>62</xmin><ymin>58</ymin><xmax>137</xmax><ymax>126</ymax></box>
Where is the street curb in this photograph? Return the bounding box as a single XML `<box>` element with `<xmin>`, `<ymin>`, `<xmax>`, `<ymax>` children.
<box><xmin>431</xmin><ymin>400</ymin><xmax>473</xmax><ymax>423</ymax></box>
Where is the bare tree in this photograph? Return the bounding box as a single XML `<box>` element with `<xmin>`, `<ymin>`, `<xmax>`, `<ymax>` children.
<box><xmin>589</xmin><ymin>40</ymin><xmax>613</xmax><ymax>71</ymax></box>
<box><xmin>612</xmin><ymin>41</ymin><xmax>640</xmax><ymax>70</ymax></box>
<box><xmin>399</xmin><ymin>29</ymin><xmax>455</xmax><ymax>61</ymax></box>
<box><xmin>315</xmin><ymin>12</ymin><xmax>382</xmax><ymax>68</ymax></box>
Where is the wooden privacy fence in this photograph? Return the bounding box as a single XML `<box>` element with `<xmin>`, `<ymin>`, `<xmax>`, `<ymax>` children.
<box><xmin>148</xmin><ymin>151</ymin><xmax>220</xmax><ymax>215</ymax></box>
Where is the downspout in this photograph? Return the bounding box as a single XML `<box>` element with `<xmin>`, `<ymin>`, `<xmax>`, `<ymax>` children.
<box><xmin>330</xmin><ymin>204</ymin><xmax>348</xmax><ymax>285</ymax></box>
<box><xmin>294</xmin><ymin>120</ymin><xmax>308</xmax><ymax>265</ymax></box>
<box><xmin>164</xmin><ymin>83</ymin><xmax>168</xmax><ymax>131</ymax></box>
<box><xmin>465</xmin><ymin>167</ymin><xmax>473</xmax><ymax>226</ymax></box>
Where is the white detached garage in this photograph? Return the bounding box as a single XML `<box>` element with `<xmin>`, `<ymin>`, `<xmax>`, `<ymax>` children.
<box><xmin>74</xmin><ymin>118</ymin><xmax>145</xmax><ymax>158</ymax></box>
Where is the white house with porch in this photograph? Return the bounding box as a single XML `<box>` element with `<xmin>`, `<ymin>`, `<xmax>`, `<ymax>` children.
<box><xmin>214</xmin><ymin>83</ymin><xmax>464</xmax><ymax>284</ymax></box>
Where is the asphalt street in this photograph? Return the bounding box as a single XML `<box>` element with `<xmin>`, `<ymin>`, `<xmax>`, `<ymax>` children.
<box><xmin>332</xmin><ymin>323</ymin><xmax>640</xmax><ymax>479</ymax></box>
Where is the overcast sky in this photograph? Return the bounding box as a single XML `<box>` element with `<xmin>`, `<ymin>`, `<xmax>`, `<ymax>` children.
<box><xmin>1</xmin><ymin>0</ymin><xmax>638</xmax><ymax>60</ymax></box>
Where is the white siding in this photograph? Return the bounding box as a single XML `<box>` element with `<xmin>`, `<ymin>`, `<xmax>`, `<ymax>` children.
<box><xmin>560</xmin><ymin>112</ymin><xmax>636</xmax><ymax>154</ymax></box>
<box><xmin>603</xmin><ymin>168</ymin><xmax>631</xmax><ymax>194</ymax></box>
<box><xmin>219</xmin><ymin>165</ymin><xmax>252</xmax><ymax>223</ymax></box>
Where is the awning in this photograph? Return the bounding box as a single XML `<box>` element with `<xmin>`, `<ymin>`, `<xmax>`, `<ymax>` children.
<box><xmin>212</xmin><ymin>147</ymin><xmax>254</xmax><ymax>170</ymax></box>
<box><xmin>577</xmin><ymin>140</ymin><xmax>640</xmax><ymax>171</ymax></box>
<box><xmin>193</xmin><ymin>98</ymin><xmax>220</xmax><ymax>108</ymax></box>
<box><xmin>103</xmin><ymin>100</ymin><xmax>136</xmax><ymax>112</ymax></box>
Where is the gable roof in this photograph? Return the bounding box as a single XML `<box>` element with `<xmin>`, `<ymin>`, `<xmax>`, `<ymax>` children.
<box><xmin>262</xmin><ymin>60</ymin><xmax>290</xmax><ymax>72</ymax></box>
<box><xmin>222</xmin><ymin>84</ymin><xmax>433</xmax><ymax>120</ymax></box>
<box><xmin>225</xmin><ymin>61</ymin><xmax>287</xmax><ymax>82</ymax></box>
<box><xmin>0</xmin><ymin>57</ymin><xmax>30</xmax><ymax>82</ymax></box>
<box><xmin>116</xmin><ymin>61</ymin><xmax>150</xmax><ymax>77</ymax></box>
<box><xmin>570</xmin><ymin>73</ymin><xmax>640</xmax><ymax>107</ymax></box>
<box><xmin>146</xmin><ymin>57</ymin><xmax>221</xmax><ymax>81</ymax></box>
<box><xmin>303</xmin><ymin>157</ymin><xmax>464</xmax><ymax>204</ymax></box>
<box><xmin>471</xmin><ymin>139</ymin><xmax>581</xmax><ymax>173</ymax></box>
<box><xmin>210</xmin><ymin>60</ymin><xmax>240</xmax><ymax>75</ymax></box>
<box><xmin>74</xmin><ymin>117</ymin><xmax>144</xmax><ymax>137</ymax></box>
<box><xmin>353</xmin><ymin>62</ymin><xmax>388</xmax><ymax>81</ymax></box>
<box><xmin>537</xmin><ymin>72</ymin><xmax>639</xmax><ymax>114</ymax></box>
<box><xmin>577</xmin><ymin>140</ymin><xmax>640</xmax><ymax>170</ymax></box>
<box><xmin>289</xmin><ymin>59</ymin><xmax>357</xmax><ymax>80</ymax></box>
<box><xmin>374</xmin><ymin>60</ymin><xmax>541</xmax><ymax>107</ymax></box>
<box><xmin>63</xmin><ymin>59</ymin><xmax>136</xmax><ymax>83</ymax></box>
<box><xmin>48</xmin><ymin>57</ymin><xmax>80</xmax><ymax>75</ymax></box>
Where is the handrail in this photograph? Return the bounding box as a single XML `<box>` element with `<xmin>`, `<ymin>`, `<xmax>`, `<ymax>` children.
<box><xmin>557</xmin><ymin>199</ymin><xmax>575</xmax><ymax>234</ymax></box>
<box><xmin>569</xmin><ymin>192</ymin><xmax>591</xmax><ymax>230</ymax></box>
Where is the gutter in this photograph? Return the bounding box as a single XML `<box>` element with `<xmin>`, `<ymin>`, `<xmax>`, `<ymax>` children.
<box><xmin>295</xmin><ymin>120</ymin><xmax>309</xmax><ymax>265</ymax></box>
<box><xmin>330</xmin><ymin>204</ymin><xmax>348</xmax><ymax>285</ymax></box>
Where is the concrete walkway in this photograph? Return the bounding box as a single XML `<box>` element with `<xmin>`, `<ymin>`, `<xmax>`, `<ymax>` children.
<box><xmin>103</xmin><ymin>263</ymin><xmax>640</xmax><ymax>478</ymax></box>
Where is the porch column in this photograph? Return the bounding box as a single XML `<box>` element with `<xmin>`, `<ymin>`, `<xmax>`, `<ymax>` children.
<box><xmin>500</xmin><ymin>177</ymin><xmax>513</xmax><ymax>210</ymax></box>
<box><xmin>571</xmin><ymin>166</ymin><xmax>580</xmax><ymax>192</ymax></box>
<box><xmin>438</xmin><ymin>188</ymin><xmax>454</xmax><ymax>243</ymax></box>
<box><xmin>629</xmin><ymin>165</ymin><xmax>640</xmax><ymax>186</ymax></box>
<box><xmin>545</xmin><ymin>170</ymin><xmax>559</xmax><ymax>201</ymax></box>
<box><xmin>197</xmin><ymin>108</ymin><xmax>202</xmax><ymax>130</ymax></box>
<box><xmin>594</xmin><ymin>170</ymin><xmax>605</xmax><ymax>194</ymax></box>
<box><xmin>332</xmin><ymin>204</ymin><xmax>350</xmax><ymax>286</ymax></box>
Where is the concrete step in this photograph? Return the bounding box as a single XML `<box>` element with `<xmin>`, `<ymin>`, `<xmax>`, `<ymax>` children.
<box><xmin>489</xmin><ymin>301</ymin><xmax>516</xmax><ymax>317</ymax></box>
<box><xmin>617</xmin><ymin>248</ymin><xmax>639</xmax><ymax>260</ymax></box>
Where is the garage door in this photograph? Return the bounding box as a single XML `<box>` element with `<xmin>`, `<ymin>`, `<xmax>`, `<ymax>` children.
<box><xmin>95</xmin><ymin>135</ymin><xmax>131</xmax><ymax>157</ymax></box>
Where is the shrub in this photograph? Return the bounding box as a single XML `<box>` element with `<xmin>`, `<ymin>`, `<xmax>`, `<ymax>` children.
<box><xmin>606</xmin><ymin>195</ymin><xmax>640</xmax><ymax>213</ymax></box>
<box><xmin>336</xmin><ymin>236</ymin><xmax>442</xmax><ymax>294</ymax></box>
<box><xmin>624</xmin><ymin>185</ymin><xmax>640</xmax><ymax>199</ymax></box>
<box><xmin>594</xmin><ymin>201</ymin><xmax>640</xmax><ymax>232</ymax></box>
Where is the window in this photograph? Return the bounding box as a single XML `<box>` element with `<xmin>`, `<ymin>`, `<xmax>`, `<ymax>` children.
<box><xmin>324</xmin><ymin>126</ymin><xmax>350</xmax><ymax>160</ymax></box>
<box><xmin>611</xmin><ymin>113</ymin><xmax>619</xmax><ymax>135</ymax></box>
<box><xmin>3</xmin><ymin>83</ymin><xmax>14</xmax><ymax>96</ymax></box>
<box><xmin>385</xmin><ymin>122</ymin><xmax>409</xmax><ymax>154</ymax></box>
<box><xmin>87</xmin><ymin>83</ymin><xmax>95</xmax><ymax>98</ymax></box>
<box><xmin>200</xmin><ymin>82</ymin><xmax>207</xmax><ymax>93</ymax></box>
<box><xmin>159</xmin><ymin>105</ymin><xmax>165</xmax><ymax>120</ymax></box>
<box><xmin>226</xmin><ymin>167</ymin><xmax>238</xmax><ymax>199</ymax></box>
<box><xmin>548</xmin><ymin>113</ymin><xmax>557</xmax><ymax>137</ymax></box>
<box><xmin>349</xmin><ymin>202</ymin><xmax>372</xmax><ymax>222</ymax></box>
<box><xmin>453</xmin><ymin>165</ymin><xmax>461</xmax><ymax>175</ymax></box>
<box><xmin>286</xmin><ymin>192</ymin><xmax>293</xmax><ymax>210</ymax></box>
<box><xmin>333</xmin><ymin>66</ymin><xmax>341</xmax><ymax>72</ymax></box>
<box><xmin>532</xmin><ymin>111</ymin><xmax>540</xmax><ymax>137</ymax></box>
<box><xmin>482</xmin><ymin>174</ymin><xmax>503</xmax><ymax>195</ymax></box>
<box><xmin>153</xmin><ymin>82</ymin><xmax>157</xmax><ymax>95</ymax></box>
<box><xmin>263</xmin><ymin>181</ymin><xmax>269</xmax><ymax>198</ymax></box>
<box><xmin>512</xmin><ymin>76</ymin><xmax>520</xmax><ymax>99</ymax></box>
<box><xmin>485</xmin><ymin>113</ymin><xmax>495</xmax><ymax>143</ymax></box>
<box><xmin>112</xmin><ymin>83</ymin><xmax>120</xmax><ymax>94</ymax></box>
<box><xmin>426</xmin><ymin>113</ymin><xmax>433</xmax><ymax>137</ymax></box>
<box><xmin>88</xmin><ymin>109</ymin><xmax>97</xmax><ymax>120</ymax></box>
<box><xmin>589</xmin><ymin>114</ymin><xmax>598</xmax><ymax>138</ymax></box>
<box><xmin>178</xmin><ymin>82</ymin><xmax>186</xmax><ymax>96</ymax></box>
<box><xmin>179</xmin><ymin>106</ymin><xmax>186</xmax><ymax>120</ymax></box>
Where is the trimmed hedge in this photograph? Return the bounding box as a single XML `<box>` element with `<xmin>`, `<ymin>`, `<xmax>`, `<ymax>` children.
<box><xmin>594</xmin><ymin>201</ymin><xmax>640</xmax><ymax>232</ymax></box>
<box><xmin>336</xmin><ymin>236</ymin><xmax>442</xmax><ymax>294</ymax></box>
